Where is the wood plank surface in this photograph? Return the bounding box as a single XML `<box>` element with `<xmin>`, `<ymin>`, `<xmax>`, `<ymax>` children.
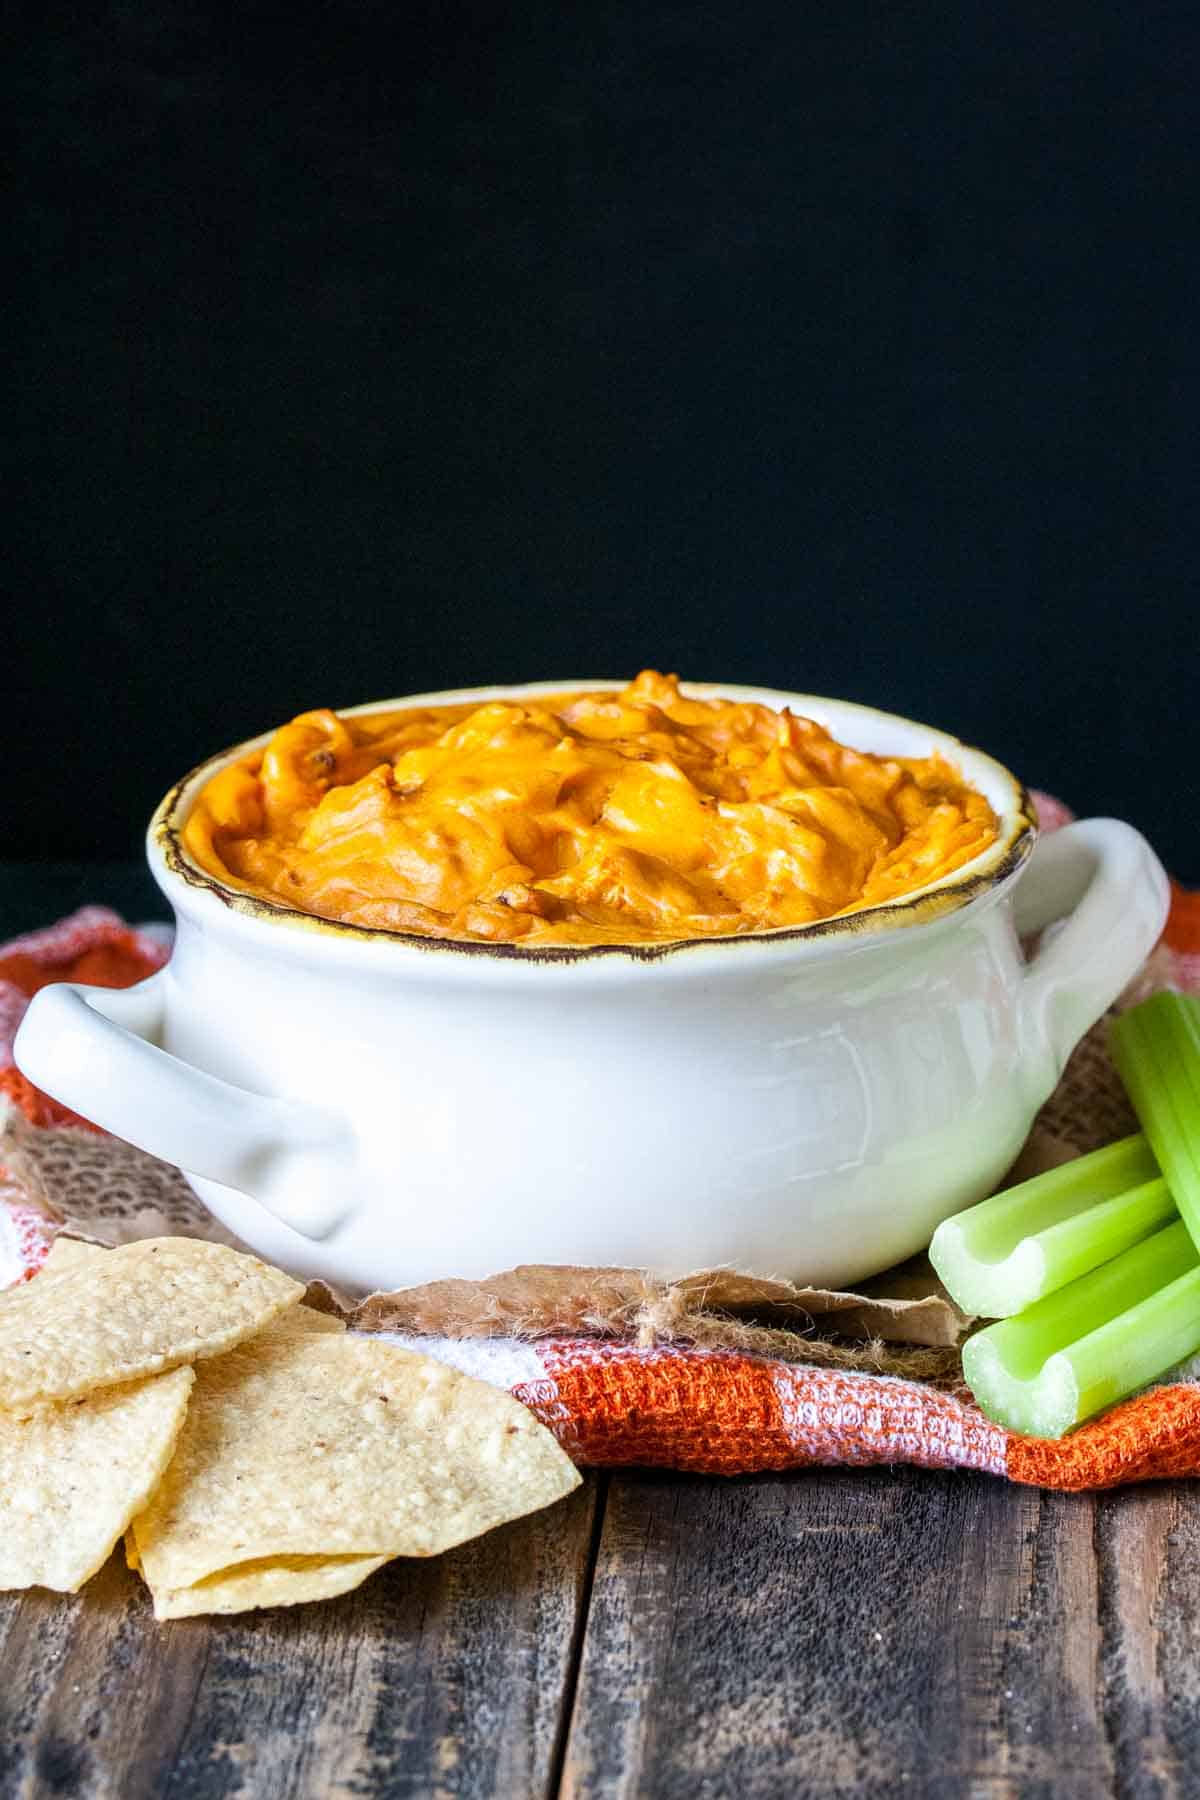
<box><xmin>559</xmin><ymin>1468</ymin><xmax>1200</xmax><ymax>1800</ymax></box>
<box><xmin>0</xmin><ymin>1476</ymin><xmax>600</xmax><ymax>1800</ymax></box>
<box><xmin>2</xmin><ymin>1429</ymin><xmax>1199</xmax><ymax>1797</ymax></box>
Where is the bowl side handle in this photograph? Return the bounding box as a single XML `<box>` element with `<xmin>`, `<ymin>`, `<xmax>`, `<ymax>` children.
<box><xmin>13</xmin><ymin>975</ymin><xmax>356</xmax><ymax>1240</ymax></box>
<box><xmin>1017</xmin><ymin>817</ymin><xmax>1170</xmax><ymax>1085</ymax></box>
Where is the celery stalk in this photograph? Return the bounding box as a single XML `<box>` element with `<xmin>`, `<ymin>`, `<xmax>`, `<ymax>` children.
<box><xmin>1110</xmin><ymin>994</ymin><xmax>1200</xmax><ymax>1253</ymax></box>
<box><xmin>962</xmin><ymin>1220</ymin><xmax>1200</xmax><ymax>1437</ymax></box>
<box><xmin>929</xmin><ymin>1135</ymin><xmax>1165</xmax><ymax>1317</ymax></box>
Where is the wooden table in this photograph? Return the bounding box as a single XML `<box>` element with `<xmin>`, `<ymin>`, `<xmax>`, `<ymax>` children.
<box><xmin>2</xmin><ymin>867</ymin><xmax>1198</xmax><ymax>1798</ymax></box>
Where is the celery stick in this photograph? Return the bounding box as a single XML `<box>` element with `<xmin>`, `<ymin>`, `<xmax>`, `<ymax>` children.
<box><xmin>928</xmin><ymin>1135</ymin><xmax>1163</xmax><ymax>1317</ymax></box>
<box><xmin>962</xmin><ymin>1220</ymin><xmax>1200</xmax><ymax>1437</ymax></box>
<box><xmin>1110</xmin><ymin>994</ymin><xmax>1200</xmax><ymax>1252</ymax></box>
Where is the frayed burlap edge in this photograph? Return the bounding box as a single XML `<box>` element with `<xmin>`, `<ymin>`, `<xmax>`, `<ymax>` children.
<box><xmin>621</xmin><ymin>1286</ymin><xmax>961</xmax><ymax>1382</ymax></box>
<box><xmin>300</xmin><ymin>1270</ymin><xmax>962</xmax><ymax>1380</ymax></box>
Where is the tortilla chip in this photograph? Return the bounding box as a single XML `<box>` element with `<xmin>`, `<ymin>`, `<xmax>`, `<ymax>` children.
<box><xmin>49</xmin><ymin>1237</ymin><xmax>341</xmax><ymax>1340</ymax></box>
<box><xmin>0</xmin><ymin>1238</ymin><xmax>303</xmax><ymax>1406</ymax></box>
<box><xmin>271</xmin><ymin>1304</ymin><xmax>346</xmax><ymax>1338</ymax></box>
<box><xmin>130</xmin><ymin>1325</ymin><xmax>580</xmax><ymax>1603</ymax></box>
<box><xmin>40</xmin><ymin>1236</ymin><xmax>107</xmax><ymax>1275</ymax></box>
<box><xmin>143</xmin><ymin>1552</ymin><xmax>390</xmax><ymax>1619</ymax></box>
<box><xmin>0</xmin><ymin>1365</ymin><xmax>194</xmax><ymax>1593</ymax></box>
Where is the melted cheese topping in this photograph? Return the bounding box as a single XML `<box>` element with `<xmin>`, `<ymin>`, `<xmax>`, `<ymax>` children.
<box><xmin>181</xmin><ymin>672</ymin><xmax>999</xmax><ymax>946</ymax></box>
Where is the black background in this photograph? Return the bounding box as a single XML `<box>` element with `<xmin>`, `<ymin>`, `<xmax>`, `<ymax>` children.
<box><xmin>8</xmin><ymin>3</ymin><xmax>1198</xmax><ymax>877</ymax></box>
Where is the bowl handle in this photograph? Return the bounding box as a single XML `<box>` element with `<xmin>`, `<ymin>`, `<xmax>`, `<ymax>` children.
<box><xmin>13</xmin><ymin>975</ymin><xmax>356</xmax><ymax>1240</ymax></box>
<box><xmin>1016</xmin><ymin>817</ymin><xmax>1170</xmax><ymax>1084</ymax></box>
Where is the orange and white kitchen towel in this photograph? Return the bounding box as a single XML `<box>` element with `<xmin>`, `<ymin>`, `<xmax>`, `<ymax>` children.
<box><xmin>2</xmin><ymin>825</ymin><xmax>1198</xmax><ymax>1495</ymax></box>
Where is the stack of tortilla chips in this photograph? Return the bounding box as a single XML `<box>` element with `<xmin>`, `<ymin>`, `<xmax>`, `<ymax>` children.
<box><xmin>0</xmin><ymin>1237</ymin><xmax>579</xmax><ymax>1619</ymax></box>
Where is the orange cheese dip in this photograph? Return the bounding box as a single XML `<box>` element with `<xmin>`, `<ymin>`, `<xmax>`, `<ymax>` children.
<box><xmin>181</xmin><ymin>672</ymin><xmax>999</xmax><ymax>946</ymax></box>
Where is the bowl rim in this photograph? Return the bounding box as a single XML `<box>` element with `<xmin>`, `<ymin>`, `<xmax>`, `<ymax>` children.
<box><xmin>150</xmin><ymin>678</ymin><xmax>1038</xmax><ymax>966</ymax></box>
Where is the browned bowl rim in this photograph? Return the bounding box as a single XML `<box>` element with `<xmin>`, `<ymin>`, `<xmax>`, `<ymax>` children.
<box><xmin>151</xmin><ymin>682</ymin><xmax>1039</xmax><ymax>965</ymax></box>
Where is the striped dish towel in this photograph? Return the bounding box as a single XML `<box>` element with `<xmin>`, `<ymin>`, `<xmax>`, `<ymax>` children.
<box><xmin>3</xmin><ymin>829</ymin><xmax>1198</xmax><ymax>1493</ymax></box>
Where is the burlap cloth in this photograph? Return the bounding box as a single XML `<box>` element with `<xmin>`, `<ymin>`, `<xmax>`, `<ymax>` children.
<box><xmin>2</xmin><ymin>810</ymin><xmax>1199</xmax><ymax>1489</ymax></box>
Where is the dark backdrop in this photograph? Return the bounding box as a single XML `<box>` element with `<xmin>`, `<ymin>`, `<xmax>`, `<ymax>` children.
<box><xmin>8</xmin><ymin>3</ymin><xmax>1198</xmax><ymax>877</ymax></box>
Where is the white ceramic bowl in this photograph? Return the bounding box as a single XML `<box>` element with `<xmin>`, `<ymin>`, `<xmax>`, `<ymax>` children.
<box><xmin>15</xmin><ymin>682</ymin><xmax>1170</xmax><ymax>1292</ymax></box>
